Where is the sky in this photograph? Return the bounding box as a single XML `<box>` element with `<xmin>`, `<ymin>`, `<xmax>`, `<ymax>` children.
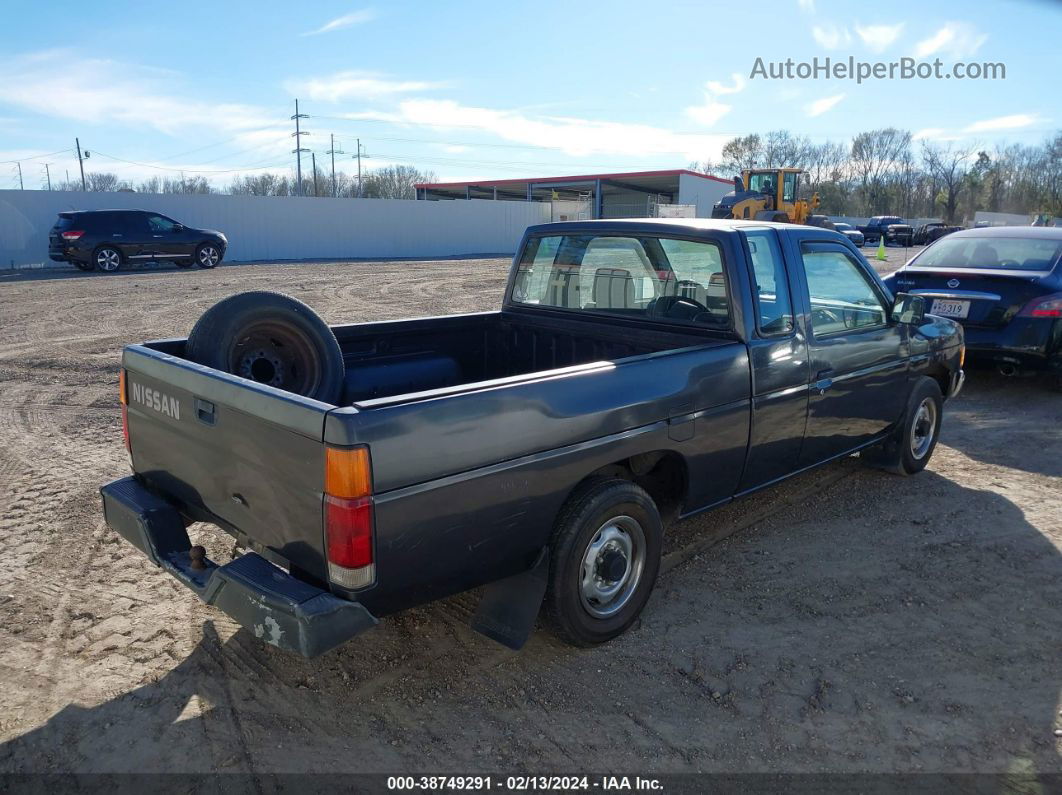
<box><xmin>0</xmin><ymin>0</ymin><xmax>1057</xmax><ymax>190</ymax></box>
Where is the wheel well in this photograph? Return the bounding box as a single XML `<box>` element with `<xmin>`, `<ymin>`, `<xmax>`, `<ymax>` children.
<box><xmin>925</xmin><ymin>365</ymin><xmax>951</xmax><ymax>400</ymax></box>
<box><xmin>93</xmin><ymin>244</ymin><xmax>123</xmax><ymax>261</ymax></box>
<box><xmin>580</xmin><ymin>451</ymin><xmax>688</xmax><ymax>526</ymax></box>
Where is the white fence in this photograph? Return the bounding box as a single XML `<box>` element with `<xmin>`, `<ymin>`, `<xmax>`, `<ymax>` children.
<box><xmin>0</xmin><ymin>190</ymin><xmax>552</xmax><ymax>269</ymax></box>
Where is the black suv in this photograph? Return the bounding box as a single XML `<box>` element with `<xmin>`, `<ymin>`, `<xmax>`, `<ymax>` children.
<box><xmin>49</xmin><ymin>209</ymin><xmax>227</xmax><ymax>272</ymax></box>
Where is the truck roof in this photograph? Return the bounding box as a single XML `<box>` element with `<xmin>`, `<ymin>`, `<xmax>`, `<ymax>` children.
<box><xmin>527</xmin><ymin>217</ymin><xmax>809</xmax><ymax>235</ymax></box>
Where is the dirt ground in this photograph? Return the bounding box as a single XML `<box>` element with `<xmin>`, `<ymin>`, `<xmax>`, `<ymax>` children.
<box><xmin>0</xmin><ymin>247</ymin><xmax>1059</xmax><ymax>778</ymax></box>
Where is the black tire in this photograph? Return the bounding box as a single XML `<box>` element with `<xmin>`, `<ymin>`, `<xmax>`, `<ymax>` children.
<box><xmin>186</xmin><ymin>291</ymin><xmax>344</xmax><ymax>403</ymax></box>
<box><xmin>94</xmin><ymin>246</ymin><xmax>123</xmax><ymax>272</ymax></box>
<box><xmin>862</xmin><ymin>376</ymin><xmax>944</xmax><ymax>476</ymax></box>
<box><xmin>195</xmin><ymin>243</ymin><xmax>222</xmax><ymax>269</ymax></box>
<box><xmin>544</xmin><ymin>478</ymin><xmax>663</xmax><ymax>647</ymax></box>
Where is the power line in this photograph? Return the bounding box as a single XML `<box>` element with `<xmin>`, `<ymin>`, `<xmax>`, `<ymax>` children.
<box><xmin>0</xmin><ymin>148</ymin><xmax>72</xmax><ymax>165</ymax></box>
<box><xmin>89</xmin><ymin>150</ymin><xmax>291</xmax><ymax>174</ymax></box>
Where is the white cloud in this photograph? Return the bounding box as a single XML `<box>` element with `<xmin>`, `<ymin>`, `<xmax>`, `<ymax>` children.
<box><xmin>0</xmin><ymin>50</ymin><xmax>277</xmax><ymax>138</ymax></box>
<box><xmin>797</xmin><ymin>0</ymin><xmax>815</xmax><ymax>13</ymax></box>
<box><xmin>912</xmin><ymin>128</ymin><xmax>946</xmax><ymax>140</ymax></box>
<box><xmin>855</xmin><ymin>23</ymin><xmax>904</xmax><ymax>53</ymax></box>
<box><xmin>964</xmin><ymin>114</ymin><xmax>1039</xmax><ymax>133</ymax></box>
<box><xmin>704</xmin><ymin>73</ymin><xmax>746</xmax><ymax>96</ymax></box>
<box><xmin>684</xmin><ymin>73</ymin><xmax>745</xmax><ymax>127</ymax></box>
<box><xmin>283</xmin><ymin>71</ymin><xmax>443</xmax><ymax>102</ymax></box>
<box><xmin>301</xmin><ymin>9</ymin><xmax>376</xmax><ymax>37</ymax></box>
<box><xmin>685</xmin><ymin>100</ymin><xmax>732</xmax><ymax>127</ymax></box>
<box><xmin>805</xmin><ymin>93</ymin><xmax>845</xmax><ymax>117</ymax></box>
<box><xmin>812</xmin><ymin>24</ymin><xmax>852</xmax><ymax>49</ymax></box>
<box><xmin>341</xmin><ymin>99</ymin><xmax>733</xmax><ymax>161</ymax></box>
<box><xmin>913</xmin><ymin>22</ymin><xmax>987</xmax><ymax>59</ymax></box>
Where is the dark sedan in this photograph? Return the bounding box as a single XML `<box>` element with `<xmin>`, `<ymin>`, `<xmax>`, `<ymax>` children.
<box><xmin>49</xmin><ymin>209</ymin><xmax>227</xmax><ymax>272</ymax></box>
<box><xmin>831</xmin><ymin>222</ymin><xmax>865</xmax><ymax>247</ymax></box>
<box><xmin>884</xmin><ymin>226</ymin><xmax>1062</xmax><ymax>387</ymax></box>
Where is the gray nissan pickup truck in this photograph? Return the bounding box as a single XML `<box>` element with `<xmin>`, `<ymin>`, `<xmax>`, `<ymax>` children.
<box><xmin>101</xmin><ymin>219</ymin><xmax>965</xmax><ymax>657</ymax></box>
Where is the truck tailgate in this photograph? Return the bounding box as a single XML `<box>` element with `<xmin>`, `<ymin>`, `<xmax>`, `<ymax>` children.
<box><xmin>123</xmin><ymin>343</ymin><xmax>333</xmax><ymax>580</ymax></box>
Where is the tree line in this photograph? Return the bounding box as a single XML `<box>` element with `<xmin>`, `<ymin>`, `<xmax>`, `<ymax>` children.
<box><xmin>689</xmin><ymin>128</ymin><xmax>1062</xmax><ymax>223</ymax></box>
<box><xmin>50</xmin><ymin>164</ymin><xmax>437</xmax><ymax>201</ymax></box>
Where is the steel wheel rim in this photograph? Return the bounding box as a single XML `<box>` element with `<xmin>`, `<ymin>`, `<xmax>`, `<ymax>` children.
<box><xmin>227</xmin><ymin>321</ymin><xmax>321</xmax><ymax>396</ymax></box>
<box><xmin>97</xmin><ymin>249</ymin><xmax>120</xmax><ymax>271</ymax></box>
<box><xmin>579</xmin><ymin>515</ymin><xmax>646</xmax><ymax>619</ymax></box>
<box><xmin>910</xmin><ymin>397</ymin><xmax>937</xmax><ymax>460</ymax></box>
<box><xmin>199</xmin><ymin>246</ymin><xmax>219</xmax><ymax>267</ymax></box>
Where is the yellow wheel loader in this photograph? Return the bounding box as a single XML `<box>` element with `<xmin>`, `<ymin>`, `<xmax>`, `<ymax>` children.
<box><xmin>711</xmin><ymin>168</ymin><xmax>823</xmax><ymax>225</ymax></box>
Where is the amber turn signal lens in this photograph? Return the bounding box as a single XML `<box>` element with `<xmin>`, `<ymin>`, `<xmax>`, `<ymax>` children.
<box><xmin>325</xmin><ymin>446</ymin><xmax>372</xmax><ymax>499</ymax></box>
<box><xmin>119</xmin><ymin>369</ymin><xmax>127</xmax><ymax>405</ymax></box>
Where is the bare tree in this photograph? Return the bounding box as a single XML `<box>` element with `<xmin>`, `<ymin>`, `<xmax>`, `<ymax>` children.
<box><xmin>361</xmin><ymin>165</ymin><xmax>436</xmax><ymax>200</ymax></box>
<box><xmin>850</xmin><ymin>128</ymin><xmax>911</xmax><ymax>215</ymax></box>
<box><xmin>719</xmin><ymin>134</ymin><xmax>764</xmax><ymax>174</ymax></box>
<box><xmin>85</xmin><ymin>172</ymin><xmax>128</xmax><ymax>192</ymax></box>
<box><xmin>921</xmin><ymin>141</ymin><xmax>974</xmax><ymax>223</ymax></box>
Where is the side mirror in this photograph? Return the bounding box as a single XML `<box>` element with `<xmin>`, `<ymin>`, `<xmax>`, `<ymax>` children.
<box><xmin>892</xmin><ymin>292</ymin><xmax>925</xmax><ymax>325</ymax></box>
<box><xmin>172</xmin><ymin>223</ymin><xmax>185</xmax><ymax>232</ymax></box>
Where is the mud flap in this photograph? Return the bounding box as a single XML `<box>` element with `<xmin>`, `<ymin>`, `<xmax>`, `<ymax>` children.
<box><xmin>471</xmin><ymin>548</ymin><xmax>549</xmax><ymax>651</ymax></box>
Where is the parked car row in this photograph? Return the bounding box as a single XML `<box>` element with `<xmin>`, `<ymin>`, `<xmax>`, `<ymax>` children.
<box><xmin>49</xmin><ymin>209</ymin><xmax>227</xmax><ymax>273</ymax></box>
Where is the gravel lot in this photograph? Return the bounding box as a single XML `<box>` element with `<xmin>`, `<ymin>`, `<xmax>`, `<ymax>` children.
<box><xmin>0</xmin><ymin>247</ymin><xmax>1059</xmax><ymax>777</ymax></box>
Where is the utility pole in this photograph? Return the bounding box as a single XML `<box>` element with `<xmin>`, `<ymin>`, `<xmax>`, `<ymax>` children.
<box><xmin>16</xmin><ymin>162</ymin><xmax>23</xmax><ymax>190</ymax></box>
<box><xmin>311</xmin><ymin>152</ymin><xmax>318</xmax><ymax>197</ymax></box>
<box><xmin>354</xmin><ymin>138</ymin><xmax>368</xmax><ymax>198</ymax></box>
<box><xmin>43</xmin><ymin>163</ymin><xmax>52</xmax><ymax>191</ymax></box>
<box><xmin>290</xmin><ymin>99</ymin><xmax>310</xmax><ymax>196</ymax></box>
<box><xmin>76</xmin><ymin>137</ymin><xmax>86</xmax><ymax>191</ymax></box>
<box><xmin>326</xmin><ymin>134</ymin><xmax>345</xmax><ymax>197</ymax></box>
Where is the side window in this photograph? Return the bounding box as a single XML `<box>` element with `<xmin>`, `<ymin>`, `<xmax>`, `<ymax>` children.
<box><xmin>147</xmin><ymin>214</ymin><xmax>176</xmax><ymax>233</ymax></box>
<box><xmin>742</xmin><ymin>230</ymin><xmax>793</xmax><ymax>335</ymax></box>
<box><xmin>120</xmin><ymin>213</ymin><xmax>148</xmax><ymax>235</ymax></box>
<box><xmin>801</xmin><ymin>246</ymin><xmax>888</xmax><ymax>335</ymax></box>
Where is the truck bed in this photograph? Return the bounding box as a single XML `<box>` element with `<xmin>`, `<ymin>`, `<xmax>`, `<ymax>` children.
<box><xmin>126</xmin><ymin>310</ymin><xmax>743</xmax><ymax>594</ymax></box>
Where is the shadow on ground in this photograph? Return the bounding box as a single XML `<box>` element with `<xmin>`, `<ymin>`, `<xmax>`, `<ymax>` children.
<box><xmin>2</xmin><ymin>460</ymin><xmax>1059</xmax><ymax>775</ymax></box>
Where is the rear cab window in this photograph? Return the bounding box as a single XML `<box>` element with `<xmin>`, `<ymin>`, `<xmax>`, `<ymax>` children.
<box><xmin>512</xmin><ymin>232</ymin><xmax>731</xmax><ymax>329</ymax></box>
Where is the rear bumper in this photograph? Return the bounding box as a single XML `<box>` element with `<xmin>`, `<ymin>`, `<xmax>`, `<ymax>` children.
<box><xmin>100</xmin><ymin>476</ymin><xmax>377</xmax><ymax>657</ymax></box>
<box><xmin>962</xmin><ymin>319</ymin><xmax>1062</xmax><ymax>372</ymax></box>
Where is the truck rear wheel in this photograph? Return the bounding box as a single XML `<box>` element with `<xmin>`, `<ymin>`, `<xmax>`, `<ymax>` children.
<box><xmin>186</xmin><ymin>291</ymin><xmax>345</xmax><ymax>403</ymax></box>
<box><xmin>544</xmin><ymin>478</ymin><xmax>662</xmax><ymax>647</ymax></box>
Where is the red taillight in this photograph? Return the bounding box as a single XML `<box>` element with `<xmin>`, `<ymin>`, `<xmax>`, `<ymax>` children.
<box><xmin>324</xmin><ymin>446</ymin><xmax>374</xmax><ymax>589</ymax></box>
<box><xmin>1018</xmin><ymin>293</ymin><xmax>1062</xmax><ymax>318</ymax></box>
<box><xmin>119</xmin><ymin>369</ymin><xmax>130</xmax><ymax>454</ymax></box>
<box><xmin>326</xmin><ymin>496</ymin><xmax>373</xmax><ymax>568</ymax></box>
<box><xmin>61</xmin><ymin>230</ymin><xmax>85</xmax><ymax>241</ymax></box>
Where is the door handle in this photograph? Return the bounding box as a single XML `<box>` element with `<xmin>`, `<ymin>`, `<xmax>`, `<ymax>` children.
<box><xmin>152</xmin><ymin>235</ymin><xmax>163</xmax><ymax>238</ymax></box>
<box><xmin>814</xmin><ymin>368</ymin><xmax>834</xmax><ymax>394</ymax></box>
<box><xmin>112</xmin><ymin>234</ymin><xmax>123</xmax><ymax>237</ymax></box>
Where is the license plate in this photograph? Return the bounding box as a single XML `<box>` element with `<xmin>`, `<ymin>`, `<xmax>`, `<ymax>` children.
<box><xmin>930</xmin><ymin>299</ymin><xmax>970</xmax><ymax>319</ymax></box>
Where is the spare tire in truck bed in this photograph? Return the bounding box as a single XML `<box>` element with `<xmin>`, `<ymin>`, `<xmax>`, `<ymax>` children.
<box><xmin>186</xmin><ymin>291</ymin><xmax>345</xmax><ymax>404</ymax></box>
